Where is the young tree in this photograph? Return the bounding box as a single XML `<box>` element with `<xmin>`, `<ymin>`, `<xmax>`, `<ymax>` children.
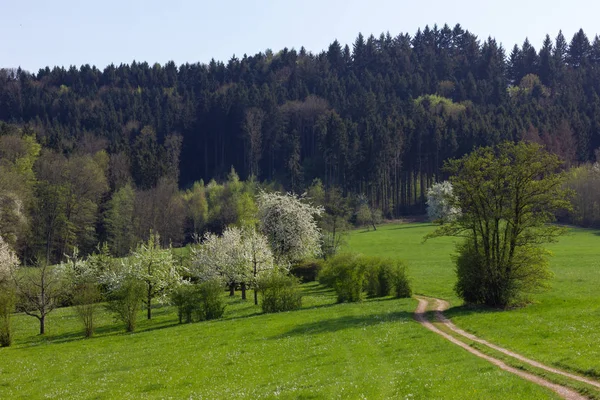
<box><xmin>0</xmin><ymin>236</ymin><xmax>18</xmax><ymax>286</ymax></box>
<box><xmin>257</xmin><ymin>191</ymin><xmax>322</xmax><ymax>264</ymax></box>
<box><xmin>243</xmin><ymin>228</ymin><xmax>275</xmax><ymax>305</ymax></box>
<box><xmin>104</xmin><ymin>184</ymin><xmax>136</xmax><ymax>257</ymax></box>
<box><xmin>105</xmin><ymin>275</ymin><xmax>145</xmax><ymax>332</ymax></box>
<box><xmin>191</xmin><ymin>227</ymin><xmax>248</xmax><ymax>297</ymax></box>
<box><xmin>426</xmin><ymin>181</ymin><xmax>460</xmax><ymax>224</ymax></box>
<box><xmin>128</xmin><ymin>232</ymin><xmax>180</xmax><ymax>319</ymax></box>
<box><xmin>191</xmin><ymin>226</ymin><xmax>274</xmax><ymax>303</ymax></box>
<box><xmin>13</xmin><ymin>260</ymin><xmax>64</xmax><ymax>335</ymax></box>
<box><xmin>0</xmin><ymin>236</ymin><xmax>19</xmax><ymax>346</ymax></box>
<box><xmin>355</xmin><ymin>194</ymin><xmax>382</xmax><ymax>231</ymax></box>
<box><xmin>320</xmin><ymin>187</ymin><xmax>351</xmax><ymax>258</ymax></box>
<box><xmin>427</xmin><ymin>142</ymin><xmax>571</xmax><ymax>307</ymax></box>
<box><xmin>60</xmin><ymin>249</ymin><xmax>102</xmax><ymax>338</ymax></box>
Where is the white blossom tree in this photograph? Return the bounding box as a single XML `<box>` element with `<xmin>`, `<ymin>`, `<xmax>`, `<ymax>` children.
<box><xmin>426</xmin><ymin>181</ymin><xmax>460</xmax><ymax>224</ymax></box>
<box><xmin>0</xmin><ymin>236</ymin><xmax>19</xmax><ymax>345</ymax></box>
<box><xmin>0</xmin><ymin>236</ymin><xmax>18</xmax><ymax>286</ymax></box>
<box><xmin>191</xmin><ymin>226</ymin><xmax>274</xmax><ymax>302</ymax></box>
<box><xmin>243</xmin><ymin>227</ymin><xmax>274</xmax><ymax>304</ymax></box>
<box><xmin>106</xmin><ymin>232</ymin><xmax>181</xmax><ymax>320</ymax></box>
<box><xmin>257</xmin><ymin>191</ymin><xmax>322</xmax><ymax>264</ymax></box>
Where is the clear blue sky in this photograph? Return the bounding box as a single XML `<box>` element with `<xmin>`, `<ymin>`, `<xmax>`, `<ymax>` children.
<box><xmin>1</xmin><ymin>0</ymin><xmax>598</xmax><ymax>72</ymax></box>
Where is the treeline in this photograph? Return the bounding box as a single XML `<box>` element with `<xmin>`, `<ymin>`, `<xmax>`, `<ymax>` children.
<box><xmin>0</xmin><ymin>124</ymin><xmax>384</xmax><ymax>263</ymax></box>
<box><xmin>1</xmin><ymin>24</ymin><xmax>600</xmax><ymax>217</ymax></box>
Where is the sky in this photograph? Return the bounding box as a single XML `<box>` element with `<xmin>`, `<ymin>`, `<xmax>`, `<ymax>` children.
<box><xmin>1</xmin><ymin>0</ymin><xmax>599</xmax><ymax>73</ymax></box>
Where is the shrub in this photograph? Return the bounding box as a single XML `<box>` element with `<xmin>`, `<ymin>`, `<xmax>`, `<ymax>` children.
<box><xmin>257</xmin><ymin>271</ymin><xmax>302</xmax><ymax>313</ymax></box>
<box><xmin>73</xmin><ymin>282</ymin><xmax>102</xmax><ymax>338</ymax></box>
<box><xmin>170</xmin><ymin>283</ymin><xmax>199</xmax><ymax>324</ymax></box>
<box><xmin>106</xmin><ymin>277</ymin><xmax>145</xmax><ymax>332</ymax></box>
<box><xmin>0</xmin><ymin>285</ymin><xmax>16</xmax><ymax>347</ymax></box>
<box><xmin>197</xmin><ymin>279</ymin><xmax>226</xmax><ymax>321</ymax></box>
<box><xmin>321</xmin><ymin>254</ymin><xmax>412</xmax><ymax>302</ymax></box>
<box><xmin>454</xmin><ymin>238</ymin><xmax>551</xmax><ymax>307</ymax></box>
<box><xmin>319</xmin><ymin>253</ymin><xmax>367</xmax><ymax>303</ymax></box>
<box><xmin>290</xmin><ymin>259</ymin><xmax>323</xmax><ymax>282</ymax></box>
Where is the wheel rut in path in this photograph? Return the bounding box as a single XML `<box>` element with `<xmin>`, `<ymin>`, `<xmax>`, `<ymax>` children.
<box><xmin>414</xmin><ymin>297</ymin><xmax>588</xmax><ymax>400</ymax></box>
<box><xmin>430</xmin><ymin>297</ymin><xmax>600</xmax><ymax>391</ymax></box>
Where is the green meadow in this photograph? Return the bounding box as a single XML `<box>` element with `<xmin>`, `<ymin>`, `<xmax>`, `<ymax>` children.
<box><xmin>347</xmin><ymin>223</ymin><xmax>600</xmax><ymax>380</ymax></box>
<box><xmin>1</xmin><ymin>222</ymin><xmax>599</xmax><ymax>399</ymax></box>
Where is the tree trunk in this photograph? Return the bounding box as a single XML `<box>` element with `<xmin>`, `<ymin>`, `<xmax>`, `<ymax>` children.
<box><xmin>254</xmin><ymin>289</ymin><xmax>258</xmax><ymax>305</ymax></box>
<box><xmin>147</xmin><ymin>294</ymin><xmax>152</xmax><ymax>320</ymax></box>
<box><xmin>229</xmin><ymin>284</ymin><xmax>235</xmax><ymax>297</ymax></box>
<box><xmin>39</xmin><ymin>315</ymin><xmax>45</xmax><ymax>335</ymax></box>
<box><xmin>241</xmin><ymin>283</ymin><xmax>247</xmax><ymax>300</ymax></box>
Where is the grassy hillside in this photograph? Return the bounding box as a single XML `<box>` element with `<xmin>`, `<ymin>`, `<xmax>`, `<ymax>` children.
<box><xmin>347</xmin><ymin>223</ymin><xmax>600</xmax><ymax>379</ymax></box>
<box><xmin>1</xmin><ymin>222</ymin><xmax>597</xmax><ymax>399</ymax></box>
<box><xmin>0</xmin><ymin>284</ymin><xmax>556</xmax><ymax>399</ymax></box>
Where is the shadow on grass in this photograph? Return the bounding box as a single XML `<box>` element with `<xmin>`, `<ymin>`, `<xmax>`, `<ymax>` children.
<box><xmin>443</xmin><ymin>303</ymin><xmax>506</xmax><ymax>319</ymax></box>
<box><xmin>271</xmin><ymin>310</ymin><xmax>413</xmax><ymax>339</ymax></box>
<box><xmin>301</xmin><ymin>284</ymin><xmax>335</xmax><ymax>296</ymax></box>
<box><xmin>389</xmin><ymin>223</ymin><xmax>435</xmax><ymax>231</ymax></box>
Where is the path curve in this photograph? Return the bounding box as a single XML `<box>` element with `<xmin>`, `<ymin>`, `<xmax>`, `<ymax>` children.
<box><xmin>431</xmin><ymin>297</ymin><xmax>600</xmax><ymax>390</ymax></box>
<box><xmin>414</xmin><ymin>297</ymin><xmax>587</xmax><ymax>400</ymax></box>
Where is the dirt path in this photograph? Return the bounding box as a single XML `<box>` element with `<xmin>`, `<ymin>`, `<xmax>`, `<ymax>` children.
<box><xmin>431</xmin><ymin>297</ymin><xmax>600</xmax><ymax>391</ymax></box>
<box><xmin>414</xmin><ymin>297</ymin><xmax>588</xmax><ymax>400</ymax></box>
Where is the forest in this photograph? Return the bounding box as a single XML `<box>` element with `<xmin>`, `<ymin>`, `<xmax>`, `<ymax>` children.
<box><xmin>1</xmin><ymin>24</ymin><xmax>600</xmax><ymax>262</ymax></box>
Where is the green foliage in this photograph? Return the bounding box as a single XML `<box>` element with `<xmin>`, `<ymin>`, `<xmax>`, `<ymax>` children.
<box><xmin>170</xmin><ymin>279</ymin><xmax>225</xmax><ymax>323</ymax></box>
<box><xmin>104</xmin><ymin>184</ymin><xmax>135</xmax><ymax>257</ymax></box>
<box><xmin>105</xmin><ymin>277</ymin><xmax>146</xmax><ymax>332</ymax></box>
<box><xmin>428</xmin><ymin>142</ymin><xmax>571</xmax><ymax>308</ymax></box>
<box><xmin>564</xmin><ymin>163</ymin><xmax>600</xmax><ymax>227</ymax></box>
<box><xmin>72</xmin><ymin>282</ymin><xmax>102</xmax><ymax>338</ymax></box>
<box><xmin>321</xmin><ymin>254</ymin><xmax>411</xmax><ymax>303</ymax></box>
<box><xmin>414</xmin><ymin>94</ymin><xmax>467</xmax><ymax>117</ymax></box>
<box><xmin>196</xmin><ymin>279</ymin><xmax>226</xmax><ymax>321</ymax></box>
<box><xmin>290</xmin><ymin>258</ymin><xmax>324</xmax><ymax>282</ymax></box>
<box><xmin>257</xmin><ymin>271</ymin><xmax>302</xmax><ymax>313</ymax></box>
<box><xmin>0</xmin><ymin>285</ymin><xmax>15</xmax><ymax>347</ymax></box>
<box><xmin>319</xmin><ymin>253</ymin><xmax>367</xmax><ymax>302</ymax></box>
<box><xmin>365</xmin><ymin>257</ymin><xmax>412</xmax><ymax>298</ymax></box>
<box><xmin>170</xmin><ymin>283</ymin><xmax>198</xmax><ymax>324</ymax></box>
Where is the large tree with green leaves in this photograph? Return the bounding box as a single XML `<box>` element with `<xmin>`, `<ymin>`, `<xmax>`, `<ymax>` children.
<box><xmin>427</xmin><ymin>141</ymin><xmax>571</xmax><ymax>307</ymax></box>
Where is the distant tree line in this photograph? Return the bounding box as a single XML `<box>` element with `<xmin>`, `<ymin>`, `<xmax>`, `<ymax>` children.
<box><xmin>0</xmin><ymin>24</ymin><xmax>599</xmax><ymax>218</ymax></box>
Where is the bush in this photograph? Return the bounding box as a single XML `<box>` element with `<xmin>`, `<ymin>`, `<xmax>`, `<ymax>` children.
<box><xmin>73</xmin><ymin>282</ymin><xmax>102</xmax><ymax>338</ymax></box>
<box><xmin>454</xmin><ymin>238</ymin><xmax>551</xmax><ymax>307</ymax></box>
<box><xmin>365</xmin><ymin>258</ymin><xmax>412</xmax><ymax>298</ymax></box>
<box><xmin>257</xmin><ymin>271</ymin><xmax>302</xmax><ymax>313</ymax></box>
<box><xmin>0</xmin><ymin>285</ymin><xmax>15</xmax><ymax>347</ymax></box>
<box><xmin>170</xmin><ymin>283</ymin><xmax>198</xmax><ymax>324</ymax></box>
<box><xmin>320</xmin><ymin>254</ymin><xmax>412</xmax><ymax>302</ymax></box>
<box><xmin>171</xmin><ymin>279</ymin><xmax>225</xmax><ymax>323</ymax></box>
<box><xmin>319</xmin><ymin>253</ymin><xmax>367</xmax><ymax>303</ymax></box>
<box><xmin>106</xmin><ymin>277</ymin><xmax>146</xmax><ymax>332</ymax></box>
<box><xmin>290</xmin><ymin>259</ymin><xmax>323</xmax><ymax>282</ymax></box>
<box><xmin>197</xmin><ymin>279</ymin><xmax>226</xmax><ymax>321</ymax></box>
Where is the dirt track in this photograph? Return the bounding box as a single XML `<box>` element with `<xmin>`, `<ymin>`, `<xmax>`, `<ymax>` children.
<box><xmin>414</xmin><ymin>297</ymin><xmax>589</xmax><ymax>400</ymax></box>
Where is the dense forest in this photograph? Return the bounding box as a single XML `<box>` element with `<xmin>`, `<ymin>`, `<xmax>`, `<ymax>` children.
<box><xmin>1</xmin><ymin>24</ymin><xmax>600</xmax><ymax>261</ymax></box>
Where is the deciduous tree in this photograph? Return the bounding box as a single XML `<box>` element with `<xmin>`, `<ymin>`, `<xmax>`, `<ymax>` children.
<box><xmin>427</xmin><ymin>142</ymin><xmax>571</xmax><ymax>307</ymax></box>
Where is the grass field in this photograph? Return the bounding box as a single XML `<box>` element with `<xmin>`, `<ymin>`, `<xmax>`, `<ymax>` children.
<box><xmin>347</xmin><ymin>223</ymin><xmax>600</xmax><ymax>380</ymax></box>
<box><xmin>0</xmin><ymin>222</ymin><xmax>597</xmax><ymax>399</ymax></box>
<box><xmin>0</xmin><ymin>284</ymin><xmax>556</xmax><ymax>398</ymax></box>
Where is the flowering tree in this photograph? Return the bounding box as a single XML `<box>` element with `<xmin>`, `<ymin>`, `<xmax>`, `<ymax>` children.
<box><xmin>243</xmin><ymin>228</ymin><xmax>274</xmax><ymax>304</ymax></box>
<box><xmin>0</xmin><ymin>236</ymin><xmax>19</xmax><ymax>345</ymax></box>
<box><xmin>192</xmin><ymin>227</ymin><xmax>245</xmax><ymax>295</ymax></box>
<box><xmin>191</xmin><ymin>226</ymin><xmax>274</xmax><ymax>302</ymax></box>
<box><xmin>257</xmin><ymin>192</ymin><xmax>322</xmax><ymax>264</ymax></box>
<box><xmin>0</xmin><ymin>236</ymin><xmax>18</xmax><ymax>286</ymax></box>
<box><xmin>106</xmin><ymin>233</ymin><xmax>181</xmax><ymax>320</ymax></box>
<box><xmin>426</xmin><ymin>181</ymin><xmax>460</xmax><ymax>224</ymax></box>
